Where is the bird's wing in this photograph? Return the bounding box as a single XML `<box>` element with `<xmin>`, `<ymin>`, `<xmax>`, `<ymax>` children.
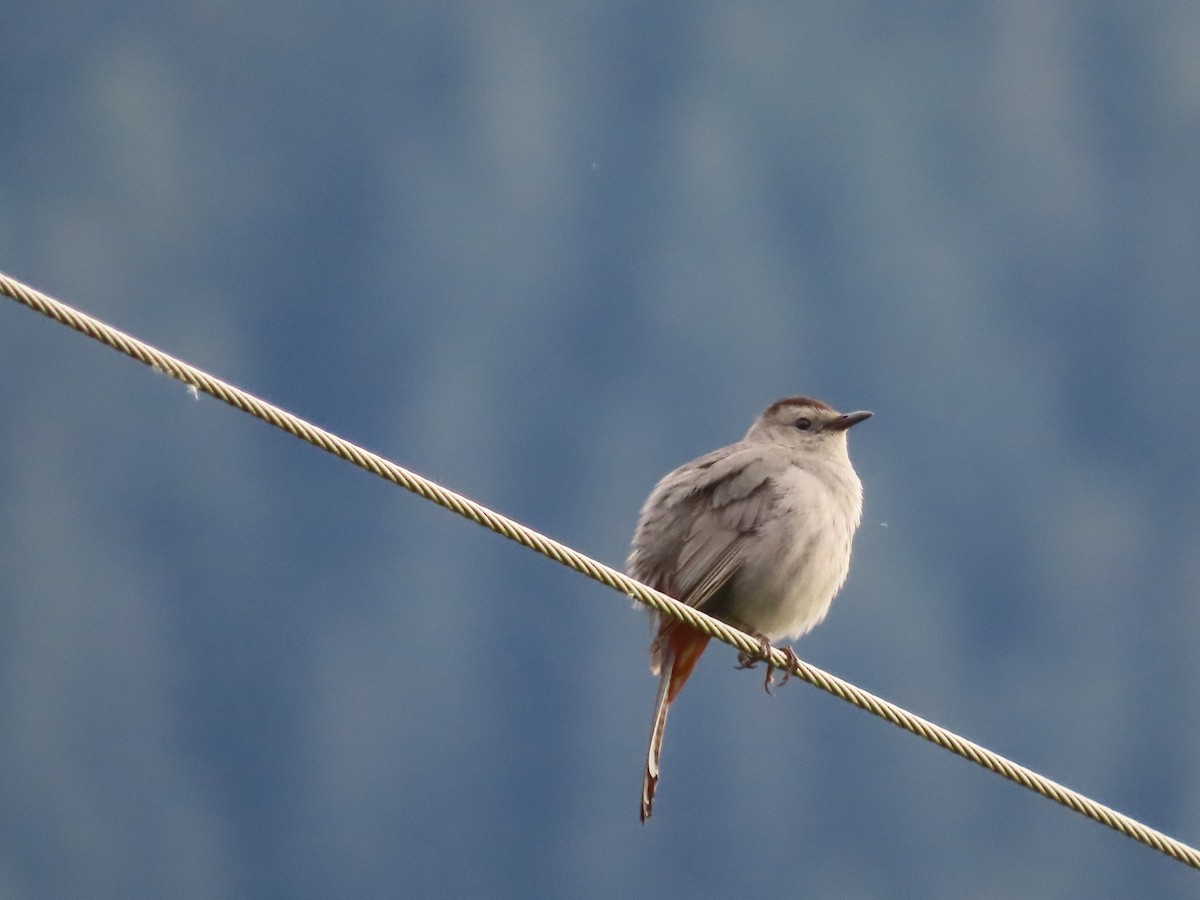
<box><xmin>628</xmin><ymin>444</ymin><xmax>785</xmax><ymax>611</ymax></box>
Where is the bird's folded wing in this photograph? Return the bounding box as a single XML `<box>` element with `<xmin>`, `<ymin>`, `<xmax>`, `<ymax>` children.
<box><xmin>631</xmin><ymin>444</ymin><xmax>786</xmax><ymax>611</ymax></box>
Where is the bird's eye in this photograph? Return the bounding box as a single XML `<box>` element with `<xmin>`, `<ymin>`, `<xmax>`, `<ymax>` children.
<box><xmin>794</xmin><ymin>417</ymin><xmax>812</xmax><ymax>431</ymax></box>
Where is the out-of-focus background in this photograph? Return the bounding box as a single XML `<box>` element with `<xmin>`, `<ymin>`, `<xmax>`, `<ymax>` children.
<box><xmin>2</xmin><ymin>4</ymin><xmax>1199</xmax><ymax>898</ymax></box>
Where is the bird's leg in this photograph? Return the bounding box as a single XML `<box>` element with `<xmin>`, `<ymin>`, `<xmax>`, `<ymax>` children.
<box><xmin>735</xmin><ymin>633</ymin><xmax>778</xmax><ymax>694</ymax></box>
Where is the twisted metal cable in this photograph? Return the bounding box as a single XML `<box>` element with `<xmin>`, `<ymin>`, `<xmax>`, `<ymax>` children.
<box><xmin>3</xmin><ymin>268</ymin><xmax>1198</xmax><ymax>870</ymax></box>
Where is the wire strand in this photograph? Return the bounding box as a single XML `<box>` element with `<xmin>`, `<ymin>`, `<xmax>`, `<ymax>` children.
<box><xmin>3</xmin><ymin>268</ymin><xmax>1198</xmax><ymax>871</ymax></box>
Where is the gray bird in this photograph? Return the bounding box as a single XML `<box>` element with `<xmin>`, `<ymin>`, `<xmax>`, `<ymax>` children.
<box><xmin>627</xmin><ymin>396</ymin><xmax>871</xmax><ymax>821</ymax></box>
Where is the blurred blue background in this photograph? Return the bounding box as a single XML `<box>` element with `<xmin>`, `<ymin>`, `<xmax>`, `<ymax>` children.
<box><xmin>2</xmin><ymin>3</ymin><xmax>1200</xmax><ymax>897</ymax></box>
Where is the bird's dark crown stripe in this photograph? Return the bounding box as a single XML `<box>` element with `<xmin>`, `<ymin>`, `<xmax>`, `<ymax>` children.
<box><xmin>766</xmin><ymin>396</ymin><xmax>832</xmax><ymax>415</ymax></box>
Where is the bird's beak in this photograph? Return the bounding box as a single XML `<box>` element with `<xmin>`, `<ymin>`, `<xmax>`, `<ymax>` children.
<box><xmin>827</xmin><ymin>410</ymin><xmax>873</xmax><ymax>431</ymax></box>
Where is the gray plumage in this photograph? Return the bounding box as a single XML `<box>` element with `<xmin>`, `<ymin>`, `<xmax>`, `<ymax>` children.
<box><xmin>628</xmin><ymin>396</ymin><xmax>870</xmax><ymax>820</ymax></box>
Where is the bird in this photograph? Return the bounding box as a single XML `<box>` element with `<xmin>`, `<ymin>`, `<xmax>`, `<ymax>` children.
<box><xmin>627</xmin><ymin>396</ymin><xmax>871</xmax><ymax>821</ymax></box>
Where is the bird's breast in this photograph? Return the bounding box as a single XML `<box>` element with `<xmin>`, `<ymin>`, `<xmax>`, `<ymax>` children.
<box><xmin>715</xmin><ymin>466</ymin><xmax>861</xmax><ymax>642</ymax></box>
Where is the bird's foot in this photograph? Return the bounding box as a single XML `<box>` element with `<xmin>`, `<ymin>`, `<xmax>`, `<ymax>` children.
<box><xmin>734</xmin><ymin>632</ymin><xmax>770</xmax><ymax>669</ymax></box>
<box><xmin>773</xmin><ymin>646</ymin><xmax>800</xmax><ymax>689</ymax></box>
<box><xmin>735</xmin><ymin>638</ymin><xmax>800</xmax><ymax>694</ymax></box>
<box><xmin>735</xmin><ymin>633</ymin><xmax>779</xmax><ymax>693</ymax></box>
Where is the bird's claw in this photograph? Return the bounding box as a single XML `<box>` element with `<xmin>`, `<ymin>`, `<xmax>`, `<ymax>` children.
<box><xmin>775</xmin><ymin>646</ymin><xmax>800</xmax><ymax>689</ymax></box>
<box><xmin>735</xmin><ymin>638</ymin><xmax>799</xmax><ymax>694</ymax></box>
<box><xmin>734</xmin><ymin>635</ymin><xmax>779</xmax><ymax>693</ymax></box>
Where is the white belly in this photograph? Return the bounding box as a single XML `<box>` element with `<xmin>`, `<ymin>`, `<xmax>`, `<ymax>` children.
<box><xmin>717</xmin><ymin>467</ymin><xmax>860</xmax><ymax>641</ymax></box>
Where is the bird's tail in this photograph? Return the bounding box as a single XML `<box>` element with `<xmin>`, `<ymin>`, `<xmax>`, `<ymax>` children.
<box><xmin>641</xmin><ymin>625</ymin><xmax>710</xmax><ymax>822</ymax></box>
